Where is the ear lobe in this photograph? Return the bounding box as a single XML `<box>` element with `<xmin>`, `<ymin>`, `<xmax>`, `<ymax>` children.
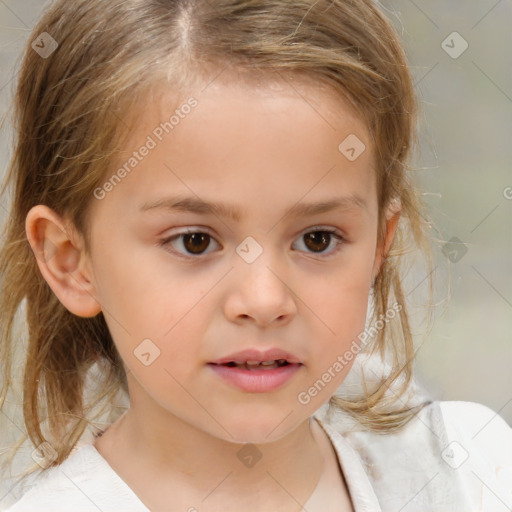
<box><xmin>371</xmin><ymin>202</ymin><xmax>401</xmax><ymax>285</ymax></box>
<box><xmin>25</xmin><ymin>205</ymin><xmax>102</xmax><ymax>318</ymax></box>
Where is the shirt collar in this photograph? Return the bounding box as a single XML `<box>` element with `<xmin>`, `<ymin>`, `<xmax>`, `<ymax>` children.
<box><xmin>313</xmin><ymin>415</ymin><xmax>382</xmax><ymax>512</ymax></box>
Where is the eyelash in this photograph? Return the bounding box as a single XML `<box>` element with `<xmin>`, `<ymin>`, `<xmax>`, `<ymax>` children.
<box><xmin>158</xmin><ymin>227</ymin><xmax>346</xmax><ymax>260</ymax></box>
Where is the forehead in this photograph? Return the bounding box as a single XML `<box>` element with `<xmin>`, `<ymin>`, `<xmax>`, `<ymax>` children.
<box><xmin>162</xmin><ymin>69</ymin><xmax>367</xmax><ymax>132</ymax></box>
<box><xmin>91</xmin><ymin>73</ymin><xmax>377</xmax><ymax>226</ymax></box>
<box><xmin>132</xmin><ymin>67</ymin><xmax>371</xmax><ymax>148</ymax></box>
<box><xmin>128</xmin><ymin>72</ymin><xmax>372</xmax><ymax>168</ymax></box>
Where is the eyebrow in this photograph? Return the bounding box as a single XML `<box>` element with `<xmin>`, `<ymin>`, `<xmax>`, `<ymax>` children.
<box><xmin>139</xmin><ymin>194</ymin><xmax>367</xmax><ymax>222</ymax></box>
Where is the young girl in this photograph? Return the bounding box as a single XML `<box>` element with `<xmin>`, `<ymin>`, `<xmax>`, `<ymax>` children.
<box><xmin>0</xmin><ymin>0</ymin><xmax>510</xmax><ymax>510</ymax></box>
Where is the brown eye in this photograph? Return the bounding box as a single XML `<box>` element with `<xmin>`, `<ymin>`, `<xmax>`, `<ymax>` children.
<box><xmin>304</xmin><ymin>232</ymin><xmax>331</xmax><ymax>253</ymax></box>
<box><xmin>160</xmin><ymin>230</ymin><xmax>220</xmax><ymax>257</ymax></box>
<box><xmin>293</xmin><ymin>229</ymin><xmax>345</xmax><ymax>257</ymax></box>
<box><xmin>160</xmin><ymin>228</ymin><xmax>344</xmax><ymax>259</ymax></box>
<box><xmin>182</xmin><ymin>233</ymin><xmax>211</xmax><ymax>254</ymax></box>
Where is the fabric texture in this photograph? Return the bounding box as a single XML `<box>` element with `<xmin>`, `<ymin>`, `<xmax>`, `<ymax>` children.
<box><xmin>2</xmin><ymin>399</ymin><xmax>511</xmax><ymax>512</ymax></box>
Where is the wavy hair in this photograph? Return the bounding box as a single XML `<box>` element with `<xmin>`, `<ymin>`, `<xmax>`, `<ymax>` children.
<box><xmin>0</xmin><ymin>0</ymin><xmax>435</xmax><ymax>483</ymax></box>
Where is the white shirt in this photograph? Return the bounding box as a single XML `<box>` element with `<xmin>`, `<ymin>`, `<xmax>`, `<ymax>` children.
<box><xmin>2</xmin><ymin>399</ymin><xmax>511</xmax><ymax>512</ymax></box>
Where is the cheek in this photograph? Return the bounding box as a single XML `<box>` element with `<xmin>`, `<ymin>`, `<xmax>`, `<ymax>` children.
<box><xmin>302</xmin><ymin>243</ymin><xmax>375</xmax><ymax>375</ymax></box>
<box><xmin>91</xmin><ymin>240</ymin><xmax>193</xmax><ymax>332</ymax></box>
<box><xmin>92</xmin><ymin>245</ymin><xmax>217</xmax><ymax>378</ymax></box>
<box><xmin>311</xmin><ymin>281</ymin><xmax>370</xmax><ymax>354</ymax></box>
<box><xmin>306</xmin><ymin>243</ymin><xmax>375</xmax><ymax>331</ymax></box>
<box><xmin>298</xmin><ymin>284</ymin><xmax>371</xmax><ymax>407</ymax></box>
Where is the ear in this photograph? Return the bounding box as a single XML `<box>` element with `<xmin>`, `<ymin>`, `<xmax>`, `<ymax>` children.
<box><xmin>371</xmin><ymin>200</ymin><xmax>401</xmax><ymax>285</ymax></box>
<box><xmin>25</xmin><ymin>205</ymin><xmax>102</xmax><ymax>318</ymax></box>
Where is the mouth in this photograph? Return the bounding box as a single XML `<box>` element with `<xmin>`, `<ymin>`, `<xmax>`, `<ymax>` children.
<box><xmin>212</xmin><ymin>359</ymin><xmax>293</xmax><ymax>370</ymax></box>
<box><xmin>207</xmin><ymin>360</ymin><xmax>302</xmax><ymax>392</ymax></box>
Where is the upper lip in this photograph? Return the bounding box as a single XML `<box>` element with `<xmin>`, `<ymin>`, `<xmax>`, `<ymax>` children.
<box><xmin>209</xmin><ymin>348</ymin><xmax>303</xmax><ymax>365</ymax></box>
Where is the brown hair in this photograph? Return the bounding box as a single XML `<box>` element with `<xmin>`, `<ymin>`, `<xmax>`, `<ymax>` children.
<box><xmin>0</xmin><ymin>0</ymin><xmax>435</xmax><ymax>482</ymax></box>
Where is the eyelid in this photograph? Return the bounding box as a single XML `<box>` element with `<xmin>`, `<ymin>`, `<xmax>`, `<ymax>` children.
<box><xmin>158</xmin><ymin>227</ymin><xmax>219</xmax><ymax>257</ymax></box>
<box><xmin>159</xmin><ymin>225</ymin><xmax>347</xmax><ymax>259</ymax></box>
<box><xmin>294</xmin><ymin>226</ymin><xmax>346</xmax><ymax>259</ymax></box>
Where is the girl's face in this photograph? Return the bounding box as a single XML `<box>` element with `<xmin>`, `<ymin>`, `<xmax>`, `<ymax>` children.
<box><xmin>79</xmin><ymin>76</ymin><xmax>396</xmax><ymax>442</ymax></box>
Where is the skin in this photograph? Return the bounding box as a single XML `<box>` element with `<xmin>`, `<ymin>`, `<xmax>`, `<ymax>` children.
<box><xmin>26</xmin><ymin>72</ymin><xmax>400</xmax><ymax>511</ymax></box>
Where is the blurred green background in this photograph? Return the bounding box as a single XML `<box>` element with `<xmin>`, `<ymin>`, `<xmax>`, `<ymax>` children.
<box><xmin>0</xmin><ymin>0</ymin><xmax>510</xmax><ymax>489</ymax></box>
<box><xmin>382</xmin><ymin>0</ymin><xmax>512</xmax><ymax>426</ymax></box>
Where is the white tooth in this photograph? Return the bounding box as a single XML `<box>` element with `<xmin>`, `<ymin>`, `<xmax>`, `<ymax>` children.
<box><xmin>246</xmin><ymin>361</ymin><xmax>261</xmax><ymax>365</ymax></box>
<box><xmin>260</xmin><ymin>360</ymin><xmax>276</xmax><ymax>366</ymax></box>
<box><xmin>233</xmin><ymin>361</ymin><xmax>245</xmax><ymax>364</ymax></box>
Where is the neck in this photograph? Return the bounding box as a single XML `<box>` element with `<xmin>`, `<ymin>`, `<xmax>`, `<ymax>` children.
<box><xmin>95</xmin><ymin>405</ymin><xmax>326</xmax><ymax>510</ymax></box>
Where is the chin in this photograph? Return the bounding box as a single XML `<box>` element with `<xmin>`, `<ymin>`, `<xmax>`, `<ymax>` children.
<box><xmin>215</xmin><ymin>411</ymin><xmax>307</xmax><ymax>445</ymax></box>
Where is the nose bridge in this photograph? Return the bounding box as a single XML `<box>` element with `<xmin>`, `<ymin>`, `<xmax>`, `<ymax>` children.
<box><xmin>234</xmin><ymin>234</ymin><xmax>285</xmax><ymax>291</ymax></box>
<box><xmin>227</xmin><ymin>234</ymin><xmax>296</xmax><ymax>324</ymax></box>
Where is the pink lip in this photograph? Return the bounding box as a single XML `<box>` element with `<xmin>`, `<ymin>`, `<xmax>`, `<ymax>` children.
<box><xmin>208</xmin><ymin>363</ymin><xmax>302</xmax><ymax>393</ymax></box>
<box><xmin>209</xmin><ymin>347</ymin><xmax>302</xmax><ymax>365</ymax></box>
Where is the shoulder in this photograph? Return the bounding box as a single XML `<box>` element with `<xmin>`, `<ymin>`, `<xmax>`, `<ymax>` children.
<box><xmin>435</xmin><ymin>400</ymin><xmax>512</xmax><ymax>455</ymax></box>
<box><xmin>417</xmin><ymin>400</ymin><xmax>512</xmax><ymax>472</ymax></box>
<box><xmin>3</xmin><ymin>444</ymin><xmax>147</xmax><ymax>512</ymax></box>
<box><xmin>340</xmin><ymin>399</ymin><xmax>512</xmax><ymax>473</ymax></box>
<box><xmin>327</xmin><ymin>398</ymin><xmax>512</xmax><ymax>459</ymax></box>
<box><xmin>416</xmin><ymin>401</ymin><xmax>512</xmax><ymax>509</ymax></box>
<box><xmin>437</xmin><ymin>399</ymin><xmax>512</xmax><ymax>435</ymax></box>
<box><xmin>325</xmin><ymin>400</ymin><xmax>512</xmax><ymax>511</ymax></box>
<box><xmin>408</xmin><ymin>400</ymin><xmax>512</xmax><ymax>474</ymax></box>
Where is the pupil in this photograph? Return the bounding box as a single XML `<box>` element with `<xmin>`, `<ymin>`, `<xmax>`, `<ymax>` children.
<box><xmin>305</xmin><ymin>232</ymin><xmax>329</xmax><ymax>252</ymax></box>
<box><xmin>184</xmin><ymin>233</ymin><xmax>209</xmax><ymax>254</ymax></box>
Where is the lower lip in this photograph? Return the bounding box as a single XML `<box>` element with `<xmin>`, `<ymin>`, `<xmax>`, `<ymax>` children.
<box><xmin>208</xmin><ymin>363</ymin><xmax>302</xmax><ymax>393</ymax></box>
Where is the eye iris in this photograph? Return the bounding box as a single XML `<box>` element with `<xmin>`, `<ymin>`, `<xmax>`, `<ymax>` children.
<box><xmin>305</xmin><ymin>232</ymin><xmax>330</xmax><ymax>252</ymax></box>
<box><xmin>184</xmin><ymin>233</ymin><xmax>210</xmax><ymax>254</ymax></box>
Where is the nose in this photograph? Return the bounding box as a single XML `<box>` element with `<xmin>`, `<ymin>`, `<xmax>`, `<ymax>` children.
<box><xmin>223</xmin><ymin>248</ymin><xmax>297</xmax><ymax>328</ymax></box>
